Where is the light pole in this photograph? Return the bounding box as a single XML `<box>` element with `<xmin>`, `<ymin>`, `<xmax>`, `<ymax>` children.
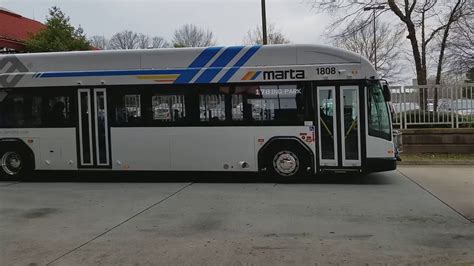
<box><xmin>363</xmin><ymin>5</ymin><xmax>385</xmax><ymax>71</ymax></box>
<box><xmin>261</xmin><ymin>0</ymin><xmax>268</xmax><ymax>45</ymax></box>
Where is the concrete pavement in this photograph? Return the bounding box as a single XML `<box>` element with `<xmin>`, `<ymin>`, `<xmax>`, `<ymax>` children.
<box><xmin>398</xmin><ymin>165</ymin><xmax>474</xmax><ymax>222</ymax></box>
<box><xmin>0</xmin><ymin>168</ymin><xmax>473</xmax><ymax>265</ymax></box>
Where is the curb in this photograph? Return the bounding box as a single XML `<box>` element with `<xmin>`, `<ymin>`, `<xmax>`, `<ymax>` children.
<box><xmin>397</xmin><ymin>160</ymin><xmax>474</xmax><ymax>165</ymax></box>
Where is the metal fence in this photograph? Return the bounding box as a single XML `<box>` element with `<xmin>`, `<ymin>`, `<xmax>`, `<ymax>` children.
<box><xmin>390</xmin><ymin>83</ymin><xmax>474</xmax><ymax>129</ymax></box>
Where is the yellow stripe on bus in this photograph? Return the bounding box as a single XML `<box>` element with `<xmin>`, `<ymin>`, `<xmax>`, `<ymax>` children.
<box><xmin>242</xmin><ymin>72</ymin><xmax>256</xmax><ymax>80</ymax></box>
<box><xmin>136</xmin><ymin>74</ymin><xmax>180</xmax><ymax>80</ymax></box>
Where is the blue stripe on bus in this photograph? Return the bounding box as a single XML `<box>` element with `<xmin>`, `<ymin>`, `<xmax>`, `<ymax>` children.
<box><xmin>39</xmin><ymin>69</ymin><xmax>190</xmax><ymax>78</ymax></box>
<box><xmin>218</xmin><ymin>45</ymin><xmax>261</xmax><ymax>83</ymax></box>
<box><xmin>173</xmin><ymin>69</ymin><xmax>199</xmax><ymax>84</ymax></box>
<box><xmin>38</xmin><ymin>47</ymin><xmax>223</xmax><ymax>81</ymax></box>
<box><xmin>188</xmin><ymin>47</ymin><xmax>222</xmax><ymax>68</ymax></box>
<box><xmin>251</xmin><ymin>71</ymin><xmax>261</xmax><ymax>80</ymax></box>
<box><xmin>195</xmin><ymin>46</ymin><xmax>244</xmax><ymax>83</ymax></box>
<box><xmin>174</xmin><ymin>46</ymin><xmax>223</xmax><ymax>84</ymax></box>
<box><xmin>35</xmin><ymin>46</ymin><xmax>260</xmax><ymax>83</ymax></box>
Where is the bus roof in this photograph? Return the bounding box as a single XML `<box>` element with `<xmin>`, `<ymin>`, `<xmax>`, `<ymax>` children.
<box><xmin>0</xmin><ymin>44</ymin><xmax>378</xmax><ymax>88</ymax></box>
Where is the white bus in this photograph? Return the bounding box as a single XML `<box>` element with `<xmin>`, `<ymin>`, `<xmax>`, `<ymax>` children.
<box><xmin>0</xmin><ymin>44</ymin><xmax>396</xmax><ymax>179</ymax></box>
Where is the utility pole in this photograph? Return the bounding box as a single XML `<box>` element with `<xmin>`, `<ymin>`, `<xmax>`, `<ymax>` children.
<box><xmin>261</xmin><ymin>0</ymin><xmax>268</xmax><ymax>45</ymax></box>
<box><xmin>363</xmin><ymin>5</ymin><xmax>385</xmax><ymax>70</ymax></box>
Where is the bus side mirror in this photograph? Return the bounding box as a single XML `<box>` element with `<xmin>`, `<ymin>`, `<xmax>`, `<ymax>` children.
<box><xmin>382</xmin><ymin>84</ymin><xmax>391</xmax><ymax>102</ymax></box>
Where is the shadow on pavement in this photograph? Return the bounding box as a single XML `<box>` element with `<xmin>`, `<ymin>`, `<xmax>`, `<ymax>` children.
<box><xmin>12</xmin><ymin>170</ymin><xmax>396</xmax><ymax>185</ymax></box>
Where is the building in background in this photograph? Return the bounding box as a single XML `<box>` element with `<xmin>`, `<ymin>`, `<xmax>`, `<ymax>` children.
<box><xmin>0</xmin><ymin>8</ymin><xmax>45</xmax><ymax>53</ymax></box>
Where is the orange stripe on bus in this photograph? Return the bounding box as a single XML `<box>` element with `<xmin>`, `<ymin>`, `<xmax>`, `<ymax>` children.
<box><xmin>242</xmin><ymin>72</ymin><xmax>255</xmax><ymax>80</ymax></box>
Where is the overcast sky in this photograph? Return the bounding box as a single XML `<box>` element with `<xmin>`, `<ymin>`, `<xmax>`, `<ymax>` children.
<box><xmin>1</xmin><ymin>0</ymin><xmax>332</xmax><ymax>45</ymax></box>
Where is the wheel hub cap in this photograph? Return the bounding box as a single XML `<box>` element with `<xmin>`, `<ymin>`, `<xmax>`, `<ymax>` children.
<box><xmin>273</xmin><ymin>151</ymin><xmax>299</xmax><ymax>176</ymax></box>
<box><xmin>1</xmin><ymin>152</ymin><xmax>22</xmax><ymax>176</ymax></box>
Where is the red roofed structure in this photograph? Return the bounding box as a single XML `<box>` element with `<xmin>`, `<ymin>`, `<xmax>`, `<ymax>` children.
<box><xmin>0</xmin><ymin>8</ymin><xmax>45</xmax><ymax>53</ymax></box>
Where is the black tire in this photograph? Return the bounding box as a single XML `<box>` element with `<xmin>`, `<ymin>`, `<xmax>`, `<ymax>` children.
<box><xmin>265</xmin><ymin>144</ymin><xmax>311</xmax><ymax>179</ymax></box>
<box><xmin>0</xmin><ymin>147</ymin><xmax>32</xmax><ymax>181</ymax></box>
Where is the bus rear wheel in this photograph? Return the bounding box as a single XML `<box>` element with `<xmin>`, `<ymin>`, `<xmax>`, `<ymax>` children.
<box><xmin>0</xmin><ymin>148</ymin><xmax>31</xmax><ymax>180</ymax></box>
<box><xmin>266</xmin><ymin>146</ymin><xmax>310</xmax><ymax>178</ymax></box>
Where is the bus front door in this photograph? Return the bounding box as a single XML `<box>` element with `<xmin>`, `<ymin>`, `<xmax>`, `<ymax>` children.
<box><xmin>77</xmin><ymin>88</ymin><xmax>111</xmax><ymax>168</ymax></box>
<box><xmin>316</xmin><ymin>86</ymin><xmax>361</xmax><ymax>169</ymax></box>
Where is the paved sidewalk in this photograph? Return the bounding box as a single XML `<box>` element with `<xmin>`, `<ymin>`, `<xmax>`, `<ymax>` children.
<box><xmin>398</xmin><ymin>165</ymin><xmax>474</xmax><ymax>222</ymax></box>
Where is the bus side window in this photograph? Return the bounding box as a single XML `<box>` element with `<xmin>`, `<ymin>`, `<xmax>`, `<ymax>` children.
<box><xmin>113</xmin><ymin>93</ymin><xmax>142</xmax><ymax>126</ymax></box>
<box><xmin>45</xmin><ymin>96</ymin><xmax>71</xmax><ymax>127</ymax></box>
<box><xmin>152</xmin><ymin>95</ymin><xmax>186</xmax><ymax>122</ymax></box>
<box><xmin>197</xmin><ymin>86</ymin><xmax>226</xmax><ymax>123</ymax></box>
<box><xmin>125</xmin><ymin>94</ymin><xmax>142</xmax><ymax>123</ymax></box>
<box><xmin>0</xmin><ymin>92</ymin><xmax>43</xmax><ymax>128</ymax></box>
<box><xmin>199</xmin><ymin>94</ymin><xmax>225</xmax><ymax>122</ymax></box>
<box><xmin>243</xmin><ymin>84</ymin><xmax>304</xmax><ymax>124</ymax></box>
<box><xmin>231</xmin><ymin>94</ymin><xmax>244</xmax><ymax>121</ymax></box>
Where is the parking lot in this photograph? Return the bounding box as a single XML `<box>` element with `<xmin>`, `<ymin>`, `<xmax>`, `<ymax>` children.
<box><xmin>1</xmin><ymin>166</ymin><xmax>473</xmax><ymax>265</ymax></box>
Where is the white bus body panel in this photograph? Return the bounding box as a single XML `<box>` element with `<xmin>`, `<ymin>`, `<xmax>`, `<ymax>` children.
<box><xmin>0</xmin><ymin>128</ymin><xmax>77</xmax><ymax>170</ymax></box>
<box><xmin>366</xmin><ymin>136</ymin><xmax>395</xmax><ymax>158</ymax></box>
<box><xmin>1</xmin><ymin>127</ymin><xmax>317</xmax><ymax>172</ymax></box>
<box><xmin>111</xmin><ymin>126</ymin><xmax>315</xmax><ymax>171</ymax></box>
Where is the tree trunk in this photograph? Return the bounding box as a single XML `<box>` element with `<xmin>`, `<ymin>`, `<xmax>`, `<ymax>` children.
<box><xmin>434</xmin><ymin>0</ymin><xmax>462</xmax><ymax>112</ymax></box>
<box><xmin>406</xmin><ymin>21</ymin><xmax>428</xmax><ymax>111</ymax></box>
<box><xmin>420</xmin><ymin>10</ymin><xmax>429</xmax><ymax>112</ymax></box>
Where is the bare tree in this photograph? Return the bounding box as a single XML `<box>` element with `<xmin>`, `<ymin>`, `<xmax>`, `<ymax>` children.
<box><xmin>172</xmin><ymin>24</ymin><xmax>216</xmax><ymax>47</ymax></box>
<box><xmin>331</xmin><ymin>19</ymin><xmax>403</xmax><ymax>82</ymax></box>
<box><xmin>467</xmin><ymin>68</ymin><xmax>474</xmax><ymax>82</ymax></box>
<box><xmin>89</xmin><ymin>35</ymin><xmax>109</xmax><ymax>50</ymax></box>
<box><xmin>444</xmin><ymin>9</ymin><xmax>473</xmax><ymax>77</ymax></box>
<box><xmin>308</xmin><ymin>0</ymin><xmax>471</xmax><ymax>110</ymax></box>
<box><xmin>137</xmin><ymin>33</ymin><xmax>151</xmax><ymax>49</ymax></box>
<box><xmin>244</xmin><ymin>24</ymin><xmax>290</xmax><ymax>45</ymax></box>
<box><xmin>109</xmin><ymin>30</ymin><xmax>139</xmax><ymax>49</ymax></box>
<box><xmin>151</xmin><ymin>36</ymin><xmax>170</xmax><ymax>48</ymax></box>
<box><xmin>105</xmin><ymin>32</ymin><xmax>170</xmax><ymax>49</ymax></box>
<box><xmin>429</xmin><ymin>0</ymin><xmax>472</xmax><ymax>109</ymax></box>
<box><xmin>432</xmin><ymin>1</ymin><xmax>471</xmax><ymax>84</ymax></box>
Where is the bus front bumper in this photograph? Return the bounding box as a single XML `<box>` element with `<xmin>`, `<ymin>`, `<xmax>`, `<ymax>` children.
<box><xmin>364</xmin><ymin>157</ymin><xmax>397</xmax><ymax>173</ymax></box>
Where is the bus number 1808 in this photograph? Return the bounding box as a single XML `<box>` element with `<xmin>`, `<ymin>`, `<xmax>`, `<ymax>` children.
<box><xmin>316</xmin><ymin>67</ymin><xmax>336</xmax><ymax>75</ymax></box>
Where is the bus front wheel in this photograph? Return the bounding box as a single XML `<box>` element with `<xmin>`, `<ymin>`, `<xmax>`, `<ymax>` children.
<box><xmin>265</xmin><ymin>146</ymin><xmax>310</xmax><ymax>178</ymax></box>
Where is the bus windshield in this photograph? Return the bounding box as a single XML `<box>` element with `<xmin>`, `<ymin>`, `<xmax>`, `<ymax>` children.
<box><xmin>368</xmin><ymin>83</ymin><xmax>391</xmax><ymax>141</ymax></box>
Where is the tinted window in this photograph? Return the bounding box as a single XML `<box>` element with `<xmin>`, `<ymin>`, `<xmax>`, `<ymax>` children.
<box><xmin>45</xmin><ymin>96</ymin><xmax>72</xmax><ymax>127</ymax></box>
<box><xmin>0</xmin><ymin>89</ymin><xmax>72</xmax><ymax>128</ymax></box>
<box><xmin>244</xmin><ymin>84</ymin><xmax>306</xmax><ymax>124</ymax></box>
<box><xmin>0</xmin><ymin>93</ymin><xmax>42</xmax><ymax>127</ymax></box>
<box><xmin>107</xmin><ymin>82</ymin><xmax>310</xmax><ymax>127</ymax></box>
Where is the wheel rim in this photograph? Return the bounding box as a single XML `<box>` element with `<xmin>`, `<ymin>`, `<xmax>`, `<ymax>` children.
<box><xmin>273</xmin><ymin>151</ymin><xmax>299</xmax><ymax>176</ymax></box>
<box><xmin>1</xmin><ymin>152</ymin><xmax>23</xmax><ymax>176</ymax></box>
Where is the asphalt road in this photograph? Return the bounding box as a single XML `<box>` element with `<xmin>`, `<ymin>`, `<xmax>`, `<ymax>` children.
<box><xmin>1</xmin><ymin>166</ymin><xmax>473</xmax><ymax>265</ymax></box>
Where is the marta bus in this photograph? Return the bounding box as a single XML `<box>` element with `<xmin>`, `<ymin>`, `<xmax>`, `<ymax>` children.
<box><xmin>0</xmin><ymin>44</ymin><xmax>396</xmax><ymax>179</ymax></box>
